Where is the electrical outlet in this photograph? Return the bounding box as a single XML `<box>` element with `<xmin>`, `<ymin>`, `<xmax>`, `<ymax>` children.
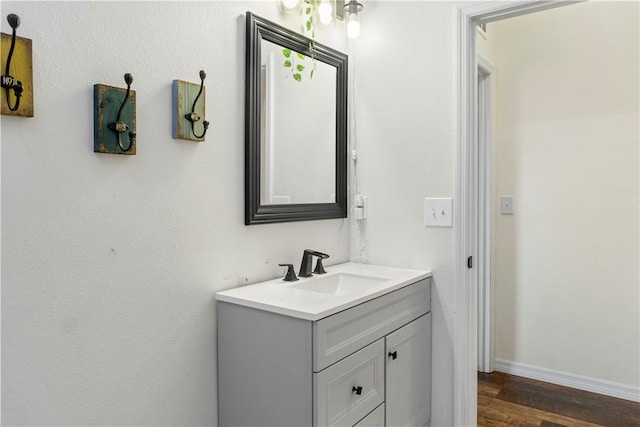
<box><xmin>354</xmin><ymin>194</ymin><xmax>368</xmax><ymax>220</ymax></box>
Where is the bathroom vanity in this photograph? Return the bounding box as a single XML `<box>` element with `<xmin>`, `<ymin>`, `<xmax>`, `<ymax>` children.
<box><xmin>216</xmin><ymin>263</ymin><xmax>432</xmax><ymax>426</ymax></box>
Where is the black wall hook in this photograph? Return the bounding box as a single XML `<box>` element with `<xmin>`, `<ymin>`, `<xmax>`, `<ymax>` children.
<box><xmin>2</xmin><ymin>14</ymin><xmax>24</xmax><ymax>112</ymax></box>
<box><xmin>107</xmin><ymin>73</ymin><xmax>136</xmax><ymax>152</ymax></box>
<box><xmin>184</xmin><ymin>70</ymin><xmax>209</xmax><ymax>139</ymax></box>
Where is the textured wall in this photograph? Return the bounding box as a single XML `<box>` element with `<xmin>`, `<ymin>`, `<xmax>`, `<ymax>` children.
<box><xmin>492</xmin><ymin>1</ymin><xmax>639</xmax><ymax>387</ymax></box>
<box><xmin>1</xmin><ymin>2</ymin><xmax>349</xmax><ymax>425</ymax></box>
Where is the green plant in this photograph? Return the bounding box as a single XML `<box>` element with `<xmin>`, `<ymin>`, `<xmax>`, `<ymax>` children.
<box><xmin>302</xmin><ymin>0</ymin><xmax>318</xmax><ymax>38</ymax></box>
<box><xmin>282</xmin><ymin>0</ymin><xmax>318</xmax><ymax>82</ymax></box>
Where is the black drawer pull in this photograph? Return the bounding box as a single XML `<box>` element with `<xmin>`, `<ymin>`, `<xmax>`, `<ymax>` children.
<box><xmin>389</xmin><ymin>351</ymin><xmax>398</xmax><ymax>360</ymax></box>
<box><xmin>352</xmin><ymin>386</ymin><xmax>363</xmax><ymax>395</ymax></box>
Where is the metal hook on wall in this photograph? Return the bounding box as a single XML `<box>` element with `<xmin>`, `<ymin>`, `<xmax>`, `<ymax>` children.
<box><xmin>1</xmin><ymin>14</ymin><xmax>24</xmax><ymax>112</ymax></box>
<box><xmin>184</xmin><ymin>70</ymin><xmax>209</xmax><ymax>139</ymax></box>
<box><xmin>107</xmin><ymin>73</ymin><xmax>136</xmax><ymax>152</ymax></box>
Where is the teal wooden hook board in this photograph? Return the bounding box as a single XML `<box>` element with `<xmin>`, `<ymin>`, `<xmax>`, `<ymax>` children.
<box><xmin>172</xmin><ymin>70</ymin><xmax>209</xmax><ymax>142</ymax></box>
<box><xmin>94</xmin><ymin>73</ymin><xmax>136</xmax><ymax>155</ymax></box>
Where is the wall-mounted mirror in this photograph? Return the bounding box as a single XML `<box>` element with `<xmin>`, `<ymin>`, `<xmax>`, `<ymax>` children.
<box><xmin>245</xmin><ymin>12</ymin><xmax>348</xmax><ymax>225</ymax></box>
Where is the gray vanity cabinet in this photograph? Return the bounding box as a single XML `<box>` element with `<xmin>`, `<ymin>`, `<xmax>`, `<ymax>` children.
<box><xmin>217</xmin><ymin>278</ymin><xmax>431</xmax><ymax>427</ymax></box>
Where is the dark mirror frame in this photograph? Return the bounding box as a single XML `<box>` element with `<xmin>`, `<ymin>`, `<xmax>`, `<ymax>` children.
<box><xmin>245</xmin><ymin>12</ymin><xmax>348</xmax><ymax>225</ymax></box>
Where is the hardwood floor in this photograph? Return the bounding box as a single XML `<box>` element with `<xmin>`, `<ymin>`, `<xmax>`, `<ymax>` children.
<box><xmin>478</xmin><ymin>372</ymin><xmax>640</xmax><ymax>426</ymax></box>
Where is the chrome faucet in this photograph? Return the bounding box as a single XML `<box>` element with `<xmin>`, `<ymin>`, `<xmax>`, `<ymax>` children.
<box><xmin>299</xmin><ymin>249</ymin><xmax>330</xmax><ymax>278</ymax></box>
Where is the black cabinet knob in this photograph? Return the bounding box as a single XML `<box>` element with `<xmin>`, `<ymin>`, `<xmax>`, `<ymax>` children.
<box><xmin>389</xmin><ymin>351</ymin><xmax>398</xmax><ymax>360</ymax></box>
<box><xmin>352</xmin><ymin>386</ymin><xmax>363</xmax><ymax>395</ymax></box>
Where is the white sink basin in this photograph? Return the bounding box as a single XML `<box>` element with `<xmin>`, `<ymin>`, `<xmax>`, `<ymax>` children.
<box><xmin>216</xmin><ymin>262</ymin><xmax>431</xmax><ymax>320</ymax></box>
<box><xmin>288</xmin><ymin>272</ymin><xmax>390</xmax><ymax>296</ymax></box>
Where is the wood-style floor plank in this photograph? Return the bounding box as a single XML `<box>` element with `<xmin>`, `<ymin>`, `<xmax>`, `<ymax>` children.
<box><xmin>478</xmin><ymin>372</ymin><xmax>640</xmax><ymax>427</ymax></box>
<box><xmin>479</xmin><ymin>414</ymin><xmax>515</xmax><ymax>426</ymax></box>
<box><xmin>479</xmin><ymin>379</ymin><xmax>503</xmax><ymax>398</ymax></box>
<box><xmin>479</xmin><ymin>394</ymin><xmax>603</xmax><ymax>427</ymax></box>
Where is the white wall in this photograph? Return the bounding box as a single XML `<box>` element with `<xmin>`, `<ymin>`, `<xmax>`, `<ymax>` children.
<box><xmin>1</xmin><ymin>2</ymin><xmax>350</xmax><ymax>425</ymax></box>
<box><xmin>352</xmin><ymin>1</ymin><xmax>457</xmax><ymax>424</ymax></box>
<box><xmin>492</xmin><ymin>1</ymin><xmax>639</xmax><ymax>387</ymax></box>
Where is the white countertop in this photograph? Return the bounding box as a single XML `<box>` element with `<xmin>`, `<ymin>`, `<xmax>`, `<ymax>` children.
<box><xmin>215</xmin><ymin>262</ymin><xmax>431</xmax><ymax>321</ymax></box>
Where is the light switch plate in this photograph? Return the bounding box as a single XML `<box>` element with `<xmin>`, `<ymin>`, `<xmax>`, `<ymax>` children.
<box><xmin>501</xmin><ymin>196</ymin><xmax>514</xmax><ymax>215</ymax></box>
<box><xmin>424</xmin><ymin>198</ymin><xmax>453</xmax><ymax>227</ymax></box>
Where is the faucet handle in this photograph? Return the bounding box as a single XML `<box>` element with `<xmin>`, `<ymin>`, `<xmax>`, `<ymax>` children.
<box><xmin>313</xmin><ymin>253</ymin><xmax>330</xmax><ymax>274</ymax></box>
<box><xmin>278</xmin><ymin>264</ymin><xmax>299</xmax><ymax>282</ymax></box>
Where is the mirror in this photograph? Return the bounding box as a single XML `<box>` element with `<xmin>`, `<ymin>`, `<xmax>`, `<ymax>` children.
<box><xmin>245</xmin><ymin>12</ymin><xmax>348</xmax><ymax>225</ymax></box>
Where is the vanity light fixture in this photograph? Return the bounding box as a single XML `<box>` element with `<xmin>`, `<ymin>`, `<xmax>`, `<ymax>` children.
<box><xmin>344</xmin><ymin>0</ymin><xmax>363</xmax><ymax>39</ymax></box>
<box><xmin>278</xmin><ymin>0</ymin><xmax>364</xmax><ymax>37</ymax></box>
<box><xmin>318</xmin><ymin>0</ymin><xmax>333</xmax><ymax>25</ymax></box>
<box><xmin>281</xmin><ymin>0</ymin><xmax>300</xmax><ymax>10</ymax></box>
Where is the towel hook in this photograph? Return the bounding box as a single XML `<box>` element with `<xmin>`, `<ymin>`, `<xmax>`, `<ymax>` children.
<box><xmin>2</xmin><ymin>14</ymin><xmax>24</xmax><ymax>112</ymax></box>
<box><xmin>107</xmin><ymin>73</ymin><xmax>136</xmax><ymax>152</ymax></box>
<box><xmin>184</xmin><ymin>70</ymin><xmax>209</xmax><ymax>139</ymax></box>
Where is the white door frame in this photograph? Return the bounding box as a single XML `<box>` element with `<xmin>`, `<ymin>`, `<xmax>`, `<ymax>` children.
<box><xmin>477</xmin><ymin>56</ymin><xmax>495</xmax><ymax>374</ymax></box>
<box><xmin>454</xmin><ymin>2</ymin><xmax>583</xmax><ymax>425</ymax></box>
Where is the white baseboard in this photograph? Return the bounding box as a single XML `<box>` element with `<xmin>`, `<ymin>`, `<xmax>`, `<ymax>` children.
<box><xmin>494</xmin><ymin>359</ymin><xmax>640</xmax><ymax>403</ymax></box>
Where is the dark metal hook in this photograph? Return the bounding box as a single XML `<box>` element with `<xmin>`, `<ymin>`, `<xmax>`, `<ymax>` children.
<box><xmin>108</xmin><ymin>73</ymin><xmax>135</xmax><ymax>152</ymax></box>
<box><xmin>184</xmin><ymin>70</ymin><xmax>209</xmax><ymax>139</ymax></box>
<box><xmin>2</xmin><ymin>14</ymin><xmax>24</xmax><ymax>112</ymax></box>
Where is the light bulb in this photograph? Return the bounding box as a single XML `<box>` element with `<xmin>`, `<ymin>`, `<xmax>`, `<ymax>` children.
<box><xmin>347</xmin><ymin>14</ymin><xmax>360</xmax><ymax>39</ymax></box>
<box><xmin>320</xmin><ymin>13</ymin><xmax>333</xmax><ymax>25</ymax></box>
<box><xmin>318</xmin><ymin>1</ymin><xmax>333</xmax><ymax>25</ymax></box>
<box><xmin>282</xmin><ymin>0</ymin><xmax>300</xmax><ymax>9</ymax></box>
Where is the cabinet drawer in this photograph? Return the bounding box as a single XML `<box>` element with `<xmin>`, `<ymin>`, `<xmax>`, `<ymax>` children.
<box><xmin>354</xmin><ymin>404</ymin><xmax>385</xmax><ymax>427</ymax></box>
<box><xmin>314</xmin><ymin>339</ymin><xmax>385</xmax><ymax>427</ymax></box>
<box><xmin>313</xmin><ymin>278</ymin><xmax>430</xmax><ymax>371</ymax></box>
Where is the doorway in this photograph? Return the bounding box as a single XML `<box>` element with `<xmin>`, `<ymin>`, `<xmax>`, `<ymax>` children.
<box><xmin>454</xmin><ymin>2</ymin><xmax>582</xmax><ymax>425</ymax></box>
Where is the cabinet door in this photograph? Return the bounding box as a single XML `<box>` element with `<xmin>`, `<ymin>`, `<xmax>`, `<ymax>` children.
<box><xmin>385</xmin><ymin>313</ymin><xmax>431</xmax><ymax>427</ymax></box>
